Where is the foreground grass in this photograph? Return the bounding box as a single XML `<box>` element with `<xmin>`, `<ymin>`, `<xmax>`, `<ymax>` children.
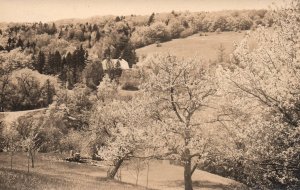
<box><xmin>0</xmin><ymin>152</ymin><xmax>247</xmax><ymax>190</ymax></box>
<box><xmin>0</xmin><ymin>152</ymin><xmax>148</xmax><ymax>190</ymax></box>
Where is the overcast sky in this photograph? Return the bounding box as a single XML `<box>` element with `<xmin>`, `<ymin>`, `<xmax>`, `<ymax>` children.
<box><xmin>0</xmin><ymin>0</ymin><xmax>285</xmax><ymax>22</ymax></box>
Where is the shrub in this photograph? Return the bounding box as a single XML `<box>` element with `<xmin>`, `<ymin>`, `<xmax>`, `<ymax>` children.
<box><xmin>179</xmin><ymin>28</ymin><xmax>194</xmax><ymax>38</ymax></box>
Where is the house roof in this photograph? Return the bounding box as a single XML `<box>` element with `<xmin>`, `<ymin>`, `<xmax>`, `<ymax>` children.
<box><xmin>102</xmin><ymin>58</ymin><xmax>129</xmax><ymax>70</ymax></box>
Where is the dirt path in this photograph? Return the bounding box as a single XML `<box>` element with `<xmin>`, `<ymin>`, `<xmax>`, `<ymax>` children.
<box><xmin>0</xmin><ymin>108</ymin><xmax>48</xmax><ymax>126</ymax></box>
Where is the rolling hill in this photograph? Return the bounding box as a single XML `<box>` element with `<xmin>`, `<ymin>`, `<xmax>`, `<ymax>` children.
<box><xmin>136</xmin><ymin>31</ymin><xmax>250</xmax><ymax>63</ymax></box>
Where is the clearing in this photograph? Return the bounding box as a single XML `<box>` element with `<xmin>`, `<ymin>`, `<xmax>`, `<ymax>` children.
<box><xmin>136</xmin><ymin>31</ymin><xmax>253</xmax><ymax>62</ymax></box>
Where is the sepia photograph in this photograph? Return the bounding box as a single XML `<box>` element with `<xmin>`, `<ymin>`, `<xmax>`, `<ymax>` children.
<box><xmin>0</xmin><ymin>0</ymin><xmax>299</xmax><ymax>189</ymax></box>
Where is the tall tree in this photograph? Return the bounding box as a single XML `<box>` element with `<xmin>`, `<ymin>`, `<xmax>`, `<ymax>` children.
<box><xmin>53</xmin><ymin>50</ymin><xmax>62</xmax><ymax>73</ymax></box>
<box><xmin>65</xmin><ymin>52</ymin><xmax>74</xmax><ymax>88</ymax></box>
<box><xmin>141</xmin><ymin>54</ymin><xmax>217</xmax><ymax>190</ymax></box>
<box><xmin>147</xmin><ymin>13</ymin><xmax>155</xmax><ymax>26</ymax></box>
<box><xmin>34</xmin><ymin>51</ymin><xmax>45</xmax><ymax>74</ymax></box>
<box><xmin>44</xmin><ymin>52</ymin><xmax>54</xmax><ymax>74</ymax></box>
<box><xmin>59</xmin><ymin>57</ymin><xmax>67</xmax><ymax>84</ymax></box>
<box><xmin>41</xmin><ymin>79</ymin><xmax>55</xmax><ymax>106</ymax></box>
<box><xmin>15</xmin><ymin>114</ymin><xmax>47</xmax><ymax>170</ymax></box>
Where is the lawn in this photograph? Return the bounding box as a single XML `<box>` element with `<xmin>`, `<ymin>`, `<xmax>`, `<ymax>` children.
<box><xmin>0</xmin><ymin>152</ymin><xmax>246</xmax><ymax>190</ymax></box>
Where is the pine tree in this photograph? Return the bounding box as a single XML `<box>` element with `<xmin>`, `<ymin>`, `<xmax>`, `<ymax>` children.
<box><xmin>35</xmin><ymin>51</ymin><xmax>45</xmax><ymax>73</ymax></box>
<box><xmin>16</xmin><ymin>37</ymin><xmax>23</xmax><ymax>49</ymax></box>
<box><xmin>50</xmin><ymin>23</ymin><xmax>57</xmax><ymax>35</ymax></box>
<box><xmin>59</xmin><ymin>57</ymin><xmax>67</xmax><ymax>84</ymax></box>
<box><xmin>78</xmin><ymin>45</ymin><xmax>86</xmax><ymax>70</ymax></box>
<box><xmin>53</xmin><ymin>51</ymin><xmax>62</xmax><ymax>73</ymax></box>
<box><xmin>147</xmin><ymin>13</ymin><xmax>155</xmax><ymax>26</ymax></box>
<box><xmin>122</xmin><ymin>42</ymin><xmax>137</xmax><ymax>68</ymax></box>
<box><xmin>65</xmin><ymin>52</ymin><xmax>74</xmax><ymax>88</ymax></box>
<box><xmin>44</xmin><ymin>52</ymin><xmax>54</xmax><ymax>74</ymax></box>
<box><xmin>115</xmin><ymin>16</ymin><xmax>121</xmax><ymax>22</ymax></box>
<box><xmin>42</xmin><ymin>79</ymin><xmax>55</xmax><ymax>106</ymax></box>
<box><xmin>95</xmin><ymin>30</ymin><xmax>101</xmax><ymax>41</ymax></box>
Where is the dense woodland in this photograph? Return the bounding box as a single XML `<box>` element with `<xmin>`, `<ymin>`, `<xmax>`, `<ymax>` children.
<box><xmin>0</xmin><ymin>6</ymin><xmax>299</xmax><ymax>190</ymax></box>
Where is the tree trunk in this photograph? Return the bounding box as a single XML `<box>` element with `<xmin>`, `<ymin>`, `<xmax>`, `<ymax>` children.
<box><xmin>184</xmin><ymin>158</ymin><xmax>193</xmax><ymax>190</ymax></box>
<box><xmin>107</xmin><ymin>158</ymin><xmax>124</xmax><ymax>179</ymax></box>
<box><xmin>27</xmin><ymin>154</ymin><xmax>30</xmax><ymax>173</ymax></box>
<box><xmin>136</xmin><ymin>158</ymin><xmax>140</xmax><ymax>185</ymax></box>
<box><xmin>30</xmin><ymin>150</ymin><xmax>35</xmax><ymax>168</ymax></box>
<box><xmin>146</xmin><ymin>161</ymin><xmax>150</xmax><ymax>189</ymax></box>
<box><xmin>10</xmin><ymin>151</ymin><xmax>13</xmax><ymax>170</ymax></box>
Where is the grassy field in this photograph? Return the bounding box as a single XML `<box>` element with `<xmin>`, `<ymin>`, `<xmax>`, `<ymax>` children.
<box><xmin>136</xmin><ymin>31</ymin><xmax>253</xmax><ymax>63</ymax></box>
<box><xmin>0</xmin><ymin>152</ymin><xmax>148</xmax><ymax>190</ymax></box>
<box><xmin>0</xmin><ymin>152</ymin><xmax>246</xmax><ymax>190</ymax></box>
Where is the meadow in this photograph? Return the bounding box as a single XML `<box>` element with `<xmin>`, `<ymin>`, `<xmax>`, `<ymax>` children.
<box><xmin>136</xmin><ymin>31</ymin><xmax>252</xmax><ymax>63</ymax></box>
<box><xmin>0</xmin><ymin>152</ymin><xmax>245</xmax><ymax>190</ymax></box>
<box><xmin>0</xmin><ymin>152</ymin><xmax>148</xmax><ymax>190</ymax></box>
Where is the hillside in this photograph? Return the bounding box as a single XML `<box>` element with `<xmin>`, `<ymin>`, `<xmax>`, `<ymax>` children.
<box><xmin>121</xmin><ymin>160</ymin><xmax>245</xmax><ymax>190</ymax></box>
<box><xmin>0</xmin><ymin>152</ymin><xmax>245</xmax><ymax>190</ymax></box>
<box><xmin>136</xmin><ymin>31</ymin><xmax>250</xmax><ymax>63</ymax></box>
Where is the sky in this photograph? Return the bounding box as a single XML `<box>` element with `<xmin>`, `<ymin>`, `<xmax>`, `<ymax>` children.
<box><xmin>0</xmin><ymin>0</ymin><xmax>285</xmax><ymax>22</ymax></box>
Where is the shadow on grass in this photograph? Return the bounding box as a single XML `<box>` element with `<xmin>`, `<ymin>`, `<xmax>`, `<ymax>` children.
<box><xmin>193</xmin><ymin>180</ymin><xmax>249</xmax><ymax>190</ymax></box>
<box><xmin>0</xmin><ymin>167</ymin><xmax>71</xmax><ymax>190</ymax></box>
<box><xmin>0</xmin><ymin>167</ymin><xmax>152</xmax><ymax>190</ymax></box>
<box><xmin>168</xmin><ymin>179</ymin><xmax>248</xmax><ymax>190</ymax></box>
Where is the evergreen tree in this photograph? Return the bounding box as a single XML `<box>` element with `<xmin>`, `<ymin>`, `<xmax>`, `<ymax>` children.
<box><xmin>44</xmin><ymin>52</ymin><xmax>54</xmax><ymax>74</ymax></box>
<box><xmin>122</xmin><ymin>42</ymin><xmax>137</xmax><ymax>68</ymax></box>
<box><xmin>53</xmin><ymin>51</ymin><xmax>62</xmax><ymax>73</ymax></box>
<box><xmin>59</xmin><ymin>57</ymin><xmax>67</xmax><ymax>84</ymax></box>
<box><xmin>35</xmin><ymin>51</ymin><xmax>45</xmax><ymax>73</ymax></box>
<box><xmin>41</xmin><ymin>79</ymin><xmax>55</xmax><ymax>106</ymax></box>
<box><xmin>71</xmin><ymin>45</ymin><xmax>87</xmax><ymax>84</ymax></box>
<box><xmin>50</xmin><ymin>23</ymin><xmax>57</xmax><ymax>35</ymax></box>
<box><xmin>16</xmin><ymin>37</ymin><xmax>23</xmax><ymax>49</ymax></box>
<box><xmin>115</xmin><ymin>16</ymin><xmax>121</xmax><ymax>22</ymax></box>
<box><xmin>65</xmin><ymin>52</ymin><xmax>74</xmax><ymax>88</ymax></box>
<box><xmin>95</xmin><ymin>30</ymin><xmax>101</xmax><ymax>41</ymax></box>
<box><xmin>147</xmin><ymin>13</ymin><xmax>155</xmax><ymax>26</ymax></box>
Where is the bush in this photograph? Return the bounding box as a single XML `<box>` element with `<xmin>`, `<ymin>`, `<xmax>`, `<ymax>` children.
<box><xmin>215</xmin><ymin>28</ymin><xmax>221</xmax><ymax>34</ymax></box>
<box><xmin>156</xmin><ymin>41</ymin><xmax>162</xmax><ymax>47</ymax></box>
<box><xmin>179</xmin><ymin>28</ymin><xmax>194</xmax><ymax>38</ymax></box>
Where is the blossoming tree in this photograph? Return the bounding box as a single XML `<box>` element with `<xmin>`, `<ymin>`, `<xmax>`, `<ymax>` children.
<box><xmin>140</xmin><ymin>54</ymin><xmax>217</xmax><ymax>190</ymax></box>
<box><xmin>90</xmin><ymin>94</ymin><xmax>150</xmax><ymax>179</ymax></box>
<box><xmin>216</xmin><ymin>1</ymin><xmax>300</xmax><ymax>188</ymax></box>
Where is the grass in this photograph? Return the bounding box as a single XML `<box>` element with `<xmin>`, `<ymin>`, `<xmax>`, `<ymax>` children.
<box><xmin>0</xmin><ymin>152</ymin><xmax>148</xmax><ymax>190</ymax></box>
<box><xmin>136</xmin><ymin>31</ymin><xmax>256</xmax><ymax>63</ymax></box>
<box><xmin>0</xmin><ymin>152</ymin><xmax>246</xmax><ymax>190</ymax></box>
<box><xmin>120</xmin><ymin>160</ymin><xmax>246</xmax><ymax>190</ymax></box>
